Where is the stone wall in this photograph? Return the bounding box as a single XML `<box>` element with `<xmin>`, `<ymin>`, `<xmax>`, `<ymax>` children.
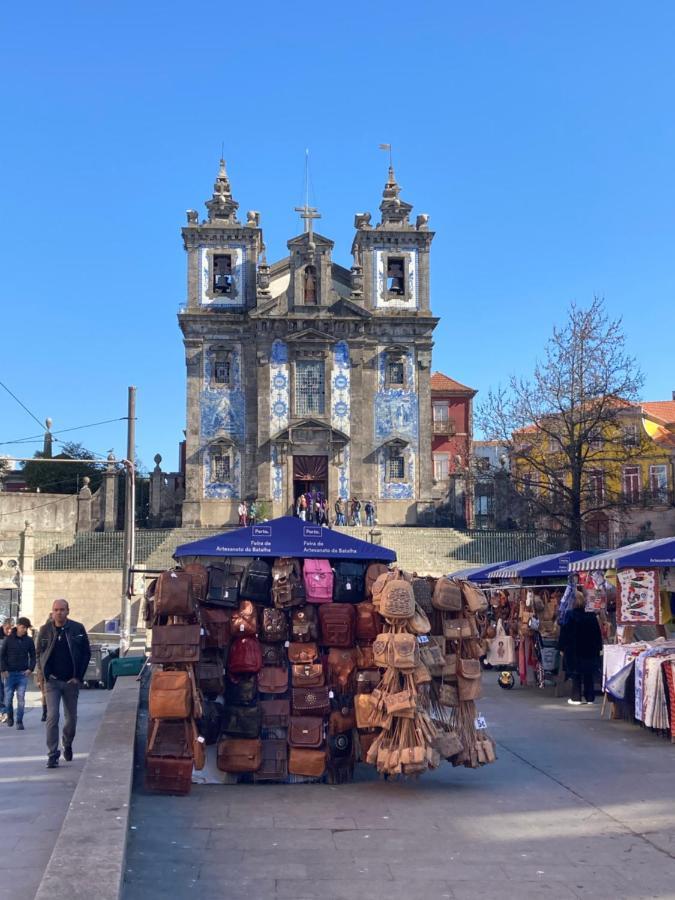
<box><xmin>32</xmin><ymin>570</ymin><xmax>122</xmax><ymax>632</ymax></box>
<box><xmin>0</xmin><ymin>493</ymin><xmax>79</xmax><ymax>532</ymax></box>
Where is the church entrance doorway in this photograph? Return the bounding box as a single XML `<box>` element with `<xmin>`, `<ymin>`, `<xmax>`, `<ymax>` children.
<box><xmin>293</xmin><ymin>455</ymin><xmax>328</xmax><ymax>516</ymax></box>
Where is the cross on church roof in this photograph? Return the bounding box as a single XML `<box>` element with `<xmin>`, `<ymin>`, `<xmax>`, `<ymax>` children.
<box><xmin>294</xmin><ymin>203</ymin><xmax>321</xmax><ymax>240</ymax></box>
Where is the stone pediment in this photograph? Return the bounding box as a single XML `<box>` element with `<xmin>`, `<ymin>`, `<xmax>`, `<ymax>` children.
<box><xmin>271</xmin><ymin>418</ymin><xmax>350</xmax><ymax>446</ymax></box>
<box><xmin>287</xmin><ymin>231</ymin><xmax>335</xmax><ymax>250</ymax></box>
<box><xmin>286</xmin><ymin>328</ymin><xmax>335</xmax><ymax>343</ymax></box>
<box><xmin>328</xmin><ymin>296</ymin><xmax>372</xmax><ymax>319</ymax></box>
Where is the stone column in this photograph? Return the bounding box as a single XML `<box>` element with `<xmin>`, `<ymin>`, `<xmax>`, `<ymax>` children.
<box><xmin>150</xmin><ymin>454</ymin><xmax>163</xmax><ymax>527</ymax></box>
<box><xmin>76</xmin><ymin>477</ymin><xmax>93</xmax><ymax>532</ymax></box>
<box><xmin>102</xmin><ymin>453</ymin><xmax>119</xmax><ymax>532</ymax></box>
<box><xmin>19</xmin><ymin>521</ymin><xmax>35</xmax><ymax>624</ymax></box>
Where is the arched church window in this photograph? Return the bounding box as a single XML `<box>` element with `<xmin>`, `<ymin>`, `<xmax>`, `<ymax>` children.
<box><xmin>386</xmin><ymin>256</ymin><xmax>405</xmax><ymax>295</ymax></box>
<box><xmin>213</xmin><ymin>254</ymin><xmax>233</xmax><ymax>294</ymax></box>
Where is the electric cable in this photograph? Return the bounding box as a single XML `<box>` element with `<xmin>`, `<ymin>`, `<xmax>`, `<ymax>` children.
<box><xmin>0</xmin><ymin>379</ymin><xmax>45</xmax><ymax>431</ymax></box>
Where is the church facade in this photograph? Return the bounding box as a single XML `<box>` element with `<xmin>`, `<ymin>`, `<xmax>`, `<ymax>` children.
<box><xmin>179</xmin><ymin>160</ymin><xmax>439</xmax><ymax>526</ymax></box>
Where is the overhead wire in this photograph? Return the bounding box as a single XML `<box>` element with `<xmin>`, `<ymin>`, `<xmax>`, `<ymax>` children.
<box><xmin>0</xmin><ymin>416</ymin><xmax>127</xmax><ymax>447</ymax></box>
<box><xmin>0</xmin><ymin>378</ymin><xmax>46</xmax><ymax>431</ymax></box>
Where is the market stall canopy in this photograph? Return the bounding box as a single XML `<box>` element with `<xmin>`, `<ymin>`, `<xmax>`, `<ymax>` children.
<box><xmin>450</xmin><ymin>561</ymin><xmax>518</xmax><ymax>581</ymax></box>
<box><xmin>568</xmin><ymin>537</ymin><xmax>675</xmax><ymax>572</ymax></box>
<box><xmin>173</xmin><ymin>516</ymin><xmax>397</xmax><ymax>562</ymax></box>
<box><xmin>490</xmin><ymin>550</ymin><xmax>595</xmax><ymax>580</ymax></box>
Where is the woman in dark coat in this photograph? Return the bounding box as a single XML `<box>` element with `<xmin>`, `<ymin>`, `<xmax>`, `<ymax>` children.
<box><xmin>558</xmin><ymin>589</ymin><xmax>603</xmax><ymax>705</ymax></box>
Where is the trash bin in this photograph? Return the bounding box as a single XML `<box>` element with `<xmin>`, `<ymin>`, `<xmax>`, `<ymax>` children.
<box><xmin>107</xmin><ymin>654</ymin><xmax>145</xmax><ymax>689</ymax></box>
<box><xmin>83</xmin><ymin>644</ymin><xmax>104</xmax><ymax>688</ymax></box>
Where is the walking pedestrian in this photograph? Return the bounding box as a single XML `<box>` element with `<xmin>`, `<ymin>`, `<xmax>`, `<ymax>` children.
<box><xmin>0</xmin><ymin>619</ymin><xmax>15</xmax><ymax>723</ymax></box>
<box><xmin>334</xmin><ymin>497</ymin><xmax>345</xmax><ymax>526</ymax></box>
<box><xmin>557</xmin><ymin>589</ymin><xmax>602</xmax><ymax>706</ymax></box>
<box><xmin>36</xmin><ymin>599</ymin><xmax>91</xmax><ymax>768</ymax></box>
<box><xmin>0</xmin><ymin>617</ymin><xmax>36</xmax><ymax>730</ymax></box>
<box><xmin>365</xmin><ymin>499</ymin><xmax>375</xmax><ymax>526</ymax></box>
<box><xmin>238</xmin><ymin>500</ymin><xmax>247</xmax><ymax>526</ymax></box>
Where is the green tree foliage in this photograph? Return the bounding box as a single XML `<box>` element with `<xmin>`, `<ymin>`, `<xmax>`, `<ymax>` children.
<box><xmin>21</xmin><ymin>442</ymin><xmax>107</xmax><ymax>494</ymax></box>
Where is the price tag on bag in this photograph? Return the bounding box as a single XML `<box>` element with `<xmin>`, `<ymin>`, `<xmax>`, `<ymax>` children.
<box><xmin>417</xmin><ymin>635</ymin><xmax>430</xmax><ymax>644</ymax></box>
<box><xmin>474</xmin><ymin>715</ymin><xmax>487</xmax><ymax>730</ymax></box>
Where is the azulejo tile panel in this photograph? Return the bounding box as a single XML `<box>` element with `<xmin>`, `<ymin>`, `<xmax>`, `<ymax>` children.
<box><xmin>201</xmin><ymin>343</ymin><xmax>244</xmax><ymax>499</ymax></box>
<box><xmin>199</xmin><ymin>244</ymin><xmax>246</xmax><ymax>307</ymax></box>
<box><xmin>375</xmin><ymin>347</ymin><xmax>418</xmax><ymax>500</ymax></box>
<box><xmin>270</xmin><ymin>339</ymin><xmax>289</xmax><ymax>435</ymax></box>
<box><xmin>378</xmin><ymin>445</ymin><xmax>415</xmax><ymax>500</ymax></box>
<box><xmin>331</xmin><ymin>340</ymin><xmax>350</xmax><ymax>436</ymax></box>
<box><xmin>337</xmin><ymin>443</ymin><xmax>350</xmax><ymax>501</ymax></box>
<box><xmin>270</xmin><ymin>444</ymin><xmax>283</xmax><ymax>502</ymax></box>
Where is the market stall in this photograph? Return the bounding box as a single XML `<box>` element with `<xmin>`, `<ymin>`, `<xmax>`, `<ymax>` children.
<box><xmin>570</xmin><ymin>538</ymin><xmax>675</xmax><ymax>737</ymax></box>
<box><xmin>483</xmin><ymin>551</ymin><xmax>595</xmax><ymax>688</ymax></box>
<box><xmin>143</xmin><ymin>516</ymin><xmax>497</xmax><ymax>793</ymax></box>
<box><xmin>450</xmin><ymin>561</ymin><xmax>518</xmax><ymax>582</ymax></box>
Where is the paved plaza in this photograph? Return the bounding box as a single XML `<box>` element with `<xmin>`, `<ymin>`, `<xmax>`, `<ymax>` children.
<box><xmin>0</xmin><ymin>687</ymin><xmax>111</xmax><ymax>900</ymax></box>
<box><xmin>123</xmin><ymin>680</ymin><xmax>675</xmax><ymax>900</ymax></box>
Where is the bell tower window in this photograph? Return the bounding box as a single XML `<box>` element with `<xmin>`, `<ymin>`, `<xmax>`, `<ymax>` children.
<box><xmin>386</xmin><ymin>256</ymin><xmax>405</xmax><ymax>295</ymax></box>
<box><xmin>213</xmin><ymin>254</ymin><xmax>233</xmax><ymax>294</ymax></box>
<box><xmin>210</xmin><ymin>350</ymin><xmax>232</xmax><ymax>387</ymax></box>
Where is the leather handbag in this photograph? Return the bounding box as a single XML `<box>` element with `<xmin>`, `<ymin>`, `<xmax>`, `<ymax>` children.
<box><xmin>257</xmin><ymin>665</ymin><xmax>289</xmax><ymax>695</ymax></box>
<box><xmin>355</xmin><ymin>669</ymin><xmax>381</xmax><ymax>693</ymax></box>
<box><xmin>379</xmin><ymin>579</ymin><xmax>415</xmax><ymax>620</ymax></box>
<box><xmin>272</xmin><ymin>558</ymin><xmax>304</xmax><ymax>609</ymax></box>
<box><xmin>438</xmin><ymin>682</ymin><xmax>459</xmax><ymax>707</ymax></box>
<box><xmin>205</xmin><ymin>565</ymin><xmax>240</xmax><ymax>608</ymax></box>
<box><xmin>148</xmin><ymin>669</ymin><xmax>192</xmax><ymax>720</ymax></box>
<box><xmin>434</xmin><ymin>730</ymin><xmax>463</xmax><ymax>758</ymax></box>
<box><xmin>190</xmin><ymin>719</ymin><xmax>206</xmax><ymax>771</ymax></box>
<box><xmin>261</xmin><ymin>642</ymin><xmax>286</xmax><ymax>667</ymax></box>
<box><xmin>198</xmin><ymin>652</ymin><xmax>225</xmax><ymax>697</ymax></box>
<box><xmin>253</xmin><ymin>739</ymin><xmax>288</xmax><ymax>782</ymax></box>
<box><xmin>217</xmin><ymin>737</ymin><xmax>262</xmax><ymax>773</ymax></box>
<box><xmin>390</xmin><ymin>633</ymin><xmax>419</xmax><ymax>670</ymax></box>
<box><xmin>419</xmin><ymin>641</ymin><xmax>445</xmax><ymax>674</ymax></box>
<box><xmin>292</xmin><ymin>663</ymin><xmax>325</xmax><ymax>688</ymax></box>
<box><xmin>460</xmin><ymin>581</ymin><xmax>489</xmax><ymax>613</ymax></box>
<box><xmin>385</xmin><ymin>689</ymin><xmax>416</xmax><ymax>715</ymax></box>
<box><xmin>200</xmin><ymin>606</ymin><xmax>231</xmax><ymax>649</ymax></box>
<box><xmin>432</xmin><ymin>577</ymin><xmax>463</xmax><ymax>611</ymax></box>
<box><xmin>262</xmin><ymin>608</ymin><xmax>288</xmax><ymax>642</ymax></box>
<box><xmin>327</xmin><ymin>648</ymin><xmax>358</xmax><ymax>690</ymax></box>
<box><xmin>443</xmin><ymin>616</ymin><xmax>473</xmax><ymax>640</ymax></box>
<box><xmin>288</xmin><ymin>747</ymin><xmax>326</xmax><ymax>778</ymax></box>
<box><xmin>356</xmin><ymin>644</ymin><xmax>376</xmax><ymax>670</ymax></box>
<box><xmin>197</xmin><ymin>699</ymin><xmax>224</xmax><ymax>744</ymax></box>
<box><xmin>155</xmin><ymin>570</ymin><xmax>197</xmax><ymax>618</ymax></box>
<box><xmin>228</xmin><ymin>637</ymin><xmax>263</xmax><ymax>674</ymax></box>
<box><xmin>412</xmin><ymin>662</ymin><xmax>432</xmax><ymax>685</ymax></box>
<box><xmin>288</xmin><ymin>715</ymin><xmax>325</xmax><ymax>748</ymax></box>
<box><xmin>145</xmin><ymin>756</ymin><xmax>193</xmax><ymax>795</ymax></box>
<box><xmin>412</xmin><ymin>577</ymin><xmax>434</xmax><ymax>614</ymax></box>
<box><xmin>373</xmin><ymin>632</ymin><xmax>392</xmax><ymax>668</ymax></box>
<box><xmin>291</xmin><ymin>606</ymin><xmax>319</xmax><ymax>642</ymax></box>
<box><xmin>292</xmin><ymin>686</ymin><xmax>331</xmax><ymax>716</ymax></box>
<box><xmin>150</xmin><ymin>624</ymin><xmax>200</xmax><ymax>664</ymax></box>
<box><xmin>181</xmin><ymin>562</ymin><xmax>209</xmax><ymax>602</ymax></box>
<box><xmin>146</xmin><ymin>719</ymin><xmax>192</xmax><ymax>758</ymax></box>
<box><xmin>221</xmin><ymin>704</ymin><xmax>262</xmax><ymax>738</ymax></box>
<box><xmin>457</xmin><ymin>657</ymin><xmax>482</xmax><ymax>701</ymax></box>
<box><xmin>240</xmin><ymin>559</ymin><xmax>273</xmax><ymax>605</ymax></box>
<box><xmin>288</xmin><ymin>642</ymin><xmax>318</xmax><ymax>664</ymax></box>
<box><xmin>318</xmin><ymin>604</ymin><xmax>356</xmax><ymax>647</ymax></box>
<box><xmin>354</xmin><ymin>602</ymin><xmax>382</xmax><ymax>642</ymax></box>
<box><xmin>408</xmin><ymin>607</ymin><xmax>431</xmax><ymax>635</ymax></box>
<box><xmin>365</xmin><ymin>563</ymin><xmax>390</xmax><ymax>600</ymax></box>
<box><xmin>231</xmin><ymin>601</ymin><xmax>258</xmax><ymax>637</ymax></box>
<box><xmin>260</xmin><ymin>698</ymin><xmax>290</xmax><ymax>728</ymax></box>
<box><xmin>225</xmin><ymin>674</ymin><xmax>258</xmax><ymax>707</ymax></box>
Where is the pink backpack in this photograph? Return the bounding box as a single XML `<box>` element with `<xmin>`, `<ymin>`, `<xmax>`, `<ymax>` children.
<box><xmin>303</xmin><ymin>559</ymin><xmax>334</xmax><ymax>604</ymax></box>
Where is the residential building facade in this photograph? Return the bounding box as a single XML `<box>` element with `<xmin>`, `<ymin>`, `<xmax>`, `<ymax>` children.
<box><xmin>429</xmin><ymin>372</ymin><xmax>476</xmax><ymax>525</ymax></box>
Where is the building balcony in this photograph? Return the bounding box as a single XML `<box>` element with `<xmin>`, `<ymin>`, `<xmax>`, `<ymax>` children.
<box><xmin>624</xmin><ymin>488</ymin><xmax>674</xmax><ymax>508</ymax></box>
<box><xmin>432</xmin><ymin>421</ymin><xmax>456</xmax><ymax>435</ymax></box>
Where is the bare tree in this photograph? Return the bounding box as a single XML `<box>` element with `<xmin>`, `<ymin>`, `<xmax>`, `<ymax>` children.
<box><xmin>476</xmin><ymin>297</ymin><xmax>645</xmax><ymax>550</ymax></box>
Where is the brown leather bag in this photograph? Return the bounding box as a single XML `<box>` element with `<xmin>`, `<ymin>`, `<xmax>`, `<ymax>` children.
<box><xmin>390</xmin><ymin>633</ymin><xmax>419</xmax><ymax>670</ymax></box>
<box><xmin>262</xmin><ymin>608</ymin><xmax>288</xmax><ymax>642</ymax></box>
<box><xmin>198</xmin><ymin>651</ymin><xmax>225</xmax><ymax>697</ymax></box>
<box><xmin>253</xmin><ymin>739</ymin><xmax>288</xmax><ymax>782</ymax></box>
<box><xmin>231</xmin><ymin>601</ymin><xmax>258</xmax><ymax>636</ymax></box>
<box><xmin>148</xmin><ymin>670</ymin><xmax>192</xmax><ymax>720</ymax></box>
<box><xmin>356</xmin><ymin>644</ymin><xmax>376</xmax><ymax>669</ymax></box>
<box><xmin>318</xmin><ymin>604</ymin><xmax>356</xmax><ymax>647</ymax></box>
<box><xmin>291</xmin><ymin>606</ymin><xmax>319</xmax><ymax>642</ymax></box>
<box><xmin>292</xmin><ymin>686</ymin><xmax>331</xmax><ymax>716</ymax></box>
<box><xmin>355</xmin><ymin>670</ymin><xmax>381</xmax><ymax>694</ymax></box>
<box><xmin>257</xmin><ymin>666</ymin><xmax>289</xmax><ymax>695</ymax></box>
<box><xmin>329</xmin><ymin>708</ymin><xmax>355</xmax><ymax>733</ymax></box>
<box><xmin>457</xmin><ymin>656</ymin><xmax>482</xmax><ymax>701</ymax></box>
<box><xmin>365</xmin><ymin>563</ymin><xmax>390</xmax><ymax>600</ymax></box>
<box><xmin>355</xmin><ymin>602</ymin><xmax>382</xmax><ymax>641</ymax></box>
<box><xmin>380</xmin><ymin>579</ymin><xmax>415</xmax><ymax>620</ymax></box>
<box><xmin>217</xmin><ymin>737</ymin><xmax>263</xmax><ymax>773</ymax></box>
<box><xmin>200</xmin><ymin>606</ymin><xmax>231</xmax><ymax>649</ymax></box>
<box><xmin>145</xmin><ymin>756</ymin><xmax>193</xmax><ymax>795</ymax></box>
<box><xmin>288</xmin><ymin>642</ymin><xmax>318</xmax><ymax>664</ymax></box>
<box><xmin>260</xmin><ymin>699</ymin><xmax>290</xmax><ymax>728</ymax></box>
<box><xmin>460</xmin><ymin>581</ymin><xmax>489</xmax><ymax>613</ymax></box>
<box><xmin>181</xmin><ymin>562</ymin><xmax>209</xmax><ymax>602</ymax></box>
<box><xmin>150</xmin><ymin>624</ymin><xmax>200</xmax><ymax>664</ymax></box>
<box><xmin>291</xmin><ymin>663</ymin><xmax>325</xmax><ymax>688</ymax></box>
<box><xmin>191</xmin><ymin>719</ymin><xmax>206</xmax><ymax>770</ymax></box>
<box><xmin>146</xmin><ymin>719</ymin><xmax>193</xmax><ymax>758</ymax></box>
<box><xmin>288</xmin><ymin>747</ymin><xmax>326</xmax><ymax>778</ymax></box>
<box><xmin>327</xmin><ymin>648</ymin><xmax>358</xmax><ymax>690</ymax></box>
<box><xmin>155</xmin><ymin>570</ymin><xmax>197</xmax><ymax>618</ymax></box>
<box><xmin>432</xmin><ymin>578</ymin><xmax>463</xmax><ymax>611</ymax></box>
<box><xmin>289</xmin><ymin>715</ymin><xmax>325</xmax><ymax>748</ymax></box>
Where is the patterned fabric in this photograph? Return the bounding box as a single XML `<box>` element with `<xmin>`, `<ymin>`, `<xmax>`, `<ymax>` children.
<box><xmin>617</xmin><ymin>568</ymin><xmax>659</xmax><ymax>625</ymax></box>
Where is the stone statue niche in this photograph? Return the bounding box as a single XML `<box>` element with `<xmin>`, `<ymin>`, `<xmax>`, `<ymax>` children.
<box><xmin>304</xmin><ymin>265</ymin><xmax>318</xmax><ymax>304</ymax></box>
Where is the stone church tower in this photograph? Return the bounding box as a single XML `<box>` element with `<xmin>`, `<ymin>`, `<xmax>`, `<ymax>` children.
<box><xmin>179</xmin><ymin>160</ymin><xmax>438</xmax><ymax>526</ymax></box>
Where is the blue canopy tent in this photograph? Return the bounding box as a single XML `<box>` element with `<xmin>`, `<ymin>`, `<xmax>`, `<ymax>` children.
<box><xmin>450</xmin><ymin>561</ymin><xmax>518</xmax><ymax>581</ymax></box>
<box><xmin>568</xmin><ymin>537</ymin><xmax>675</xmax><ymax>572</ymax></box>
<box><xmin>489</xmin><ymin>550</ymin><xmax>595</xmax><ymax>581</ymax></box>
<box><xmin>174</xmin><ymin>516</ymin><xmax>397</xmax><ymax>563</ymax></box>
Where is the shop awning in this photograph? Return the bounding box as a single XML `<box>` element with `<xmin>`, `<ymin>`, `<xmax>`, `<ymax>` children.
<box><xmin>490</xmin><ymin>550</ymin><xmax>595</xmax><ymax>580</ymax></box>
<box><xmin>450</xmin><ymin>561</ymin><xmax>518</xmax><ymax>581</ymax></box>
<box><xmin>568</xmin><ymin>537</ymin><xmax>675</xmax><ymax>572</ymax></box>
<box><xmin>173</xmin><ymin>515</ymin><xmax>397</xmax><ymax>562</ymax></box>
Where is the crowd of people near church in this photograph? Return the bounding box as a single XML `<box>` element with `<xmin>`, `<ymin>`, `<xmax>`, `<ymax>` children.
<box><xmin>295</xmin><ymin>493</ymin><xmax>376</xmax><ymax>527</ymax></box>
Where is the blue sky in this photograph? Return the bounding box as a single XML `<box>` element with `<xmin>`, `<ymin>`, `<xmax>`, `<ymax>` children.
<box><xmin>1</xmin><ymin>2</ymin><xmax>674</xmax><ymax>471</ymax></box>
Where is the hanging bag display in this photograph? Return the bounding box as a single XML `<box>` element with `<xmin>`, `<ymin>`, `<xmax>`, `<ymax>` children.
<box><xmin>332</xmin><ymin>561</ymin><xmax>366</xmax><ymax>603</ymax></box>
<box><xmin>181</xmin><ymin>562</ymin><xmax>209</xmax><ymax>602</ymax></box>
<box><xmin>318</xmin><ymin>604</ymin><xmax>356</xmax><ymax>647</ymax></box>
<box><xmin>240</xmin><ymin>559</ymin><xmax>273</xmax><ymax>605</ymax></box>
<box><xmin>217</xmin><ymin>737</ymin><xmax>263</xmax><ymax>773</ymax></box>
<box><xmin>288</xmin><ymin>715</ymin><xmax>325</xmax><ymax>748</ymax></box>
<box><xmin>148</xmin><ymin>669</ymin><xmax>192</xmax><ymax>720</ymax></box>
<box><xmin>291</xmin><ymin>606</ymin><xmax>319</xmax><ymax>642</ymax></box>
<box><xmin>228</xmin><ymin>636</ymin><xmax>263</xmax><ymax>674</ymax></box>
<box><xmin>486</xmin><ymin>619</ymin><xmax>516</xmax><ymax>667</ymax></box>
<box><xmin>354</xmin><ymin>602</ymin><xmax>382</xmax><ymax>642</ymax></box>
<box><xmin>155</xmin><ymin>571</ymin><xmax>197</xmax><ymax>618</ymax></box>
<box><xmin>222</xmin><ymin>704</ymin><xmax>262</xmax><ymax>739</ymax></box>
<box><xmin>257</xmin><ymin>665</ymin><xmax>289</xmax><ymax>695</ymax></box>
<box><xmin>231</xmin><ymin>601</ymin><xmax>258</xmax><ymax>636</ymax></box>
<box><xmin>432</xmin><ymin>577</ymin><xmax>463</xmax><ymax>611</ymax></box>
<box><xmin>303</xmin><ymin>559</ymin><xmax>334</xmax><ymax>603</ymax></box>
<box><xmin>391</xmin><ymin>633</ymin><xmax>419</xmax><ymax>670</ymax></box>
<box><xmin>291</xmin><ymin>686</ymin><xmax>331</xmax><ymax>716</ymax></box>
<box><xmin>457</xmin><ymin>653</ymin><xmax>482</xmax><ymax>702</ymax></box>
<box><xmin>262</xmin><ymin>607</ymin><xmax>288</xmax><ymax>642</ymax></box>
<box><xmin>253</xmin><ymin>739</ymin><xmax>288</xmax><ymax>782</ymax></box>
<box><xmin>226</xmin><ymin>674</ymin><xmax>258</xmax><ymax>707</ymax></box>
<box><xmin>205</xmin><ymin>564</ymin><xmax>240</xmax><ymax>608</ymax></box>
<box><xmin>379</xmin><ymin>578</ymin><xmax>415</xmax><ymax>621</ymax></box>
<box><xmin>292</xmin><ymin>663</ymin><xmax>325</xmax><ymax>688</ymax></box>
<box><xmin>460</xmin><ymin>580</ymin><xmax>489</xmax><ymax>613</ymax></box>
<box><xmin>151</xmin><ymin>624</ymin><xmax>200</xmax><ymax>665</ymax></box>
<box><xmin>260</xmin><ymin>698</ymin><xmax>290</xmax><ymax>728</ymax></box>
<box><xmin>272</xmin><ymin>558</ymin><xmax>304</xmax><ymax>609</ymax></box>
<box><xmin>200</xmin><ymin>606</ymin><xmax>231</xmax><ymax>649</ymax></box>
<box><xmin>288</xmin><ymin>642</ymin><xmax>319</xmax><ymax>664</ymax></box>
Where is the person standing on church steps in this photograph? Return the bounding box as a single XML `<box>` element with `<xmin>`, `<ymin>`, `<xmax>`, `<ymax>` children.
<box><xmin>334</xmin><ymin>497</ymin><xmax>345</xmax><ymax>526</ymax></box>
<box><xmin>36</xmin><ymin>599</ymin><xmax>90</xmax><ymax>769</ymax></box>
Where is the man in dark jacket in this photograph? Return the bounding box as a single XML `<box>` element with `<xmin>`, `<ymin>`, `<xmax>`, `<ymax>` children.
<box><xmin>558</xmin><ymin>590</ymin><xmax>603</xmax><ymax>705</ymax></box>
<box><xmin>0</xmin><ymin>617</ymin><xmax>35</xmax><ymax>729</ymax></box>
<box><xmin>36</xmin><ymin>599</ymin><xmax>91</xmax><ymax>768</ymax></box>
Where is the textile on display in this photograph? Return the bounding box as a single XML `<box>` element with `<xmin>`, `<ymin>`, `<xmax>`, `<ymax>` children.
<box><xmin>617</xmin><ymin>568</ymin><xmax>660</xmax><ymax>625</ymax></box>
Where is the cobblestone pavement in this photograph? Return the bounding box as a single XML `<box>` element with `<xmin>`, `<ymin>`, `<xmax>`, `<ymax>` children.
<box><xmin>123</xmin><ymin>680</ymin><xmax>675</xmax><ymax>900</ymax></box>
<box><xmin>0</xmin><ymin>686</ymin><xmax>111</xmax><ymax>900</ymax></box>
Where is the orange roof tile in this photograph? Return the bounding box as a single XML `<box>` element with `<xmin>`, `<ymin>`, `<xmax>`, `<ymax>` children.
<box><xmin>430</xmin><ymin>371</ymin><xmax>476</xmax><ymax>394</ymax></box>
<box><xmin>642</xmin><ymin>401</ymin><xmax>675</xmax><ymax>424</ymax></box>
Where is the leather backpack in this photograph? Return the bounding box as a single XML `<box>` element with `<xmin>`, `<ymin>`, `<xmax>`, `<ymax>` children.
<box><xmin>197</xmin><ymin>699</ymin><xmax>224</xmax><ymax>744</ymax></box>
<box><xmin>205</xmin><ymin>565</ymin><xmax>240</xmax><ymax>608</ymax></box>
<box><xmin>262</xmin><ymin>608</ymin><xmax>288</xmax><ymax>642</ymax></box>
<box><xmin>150</xmin><ymin>624</ymin><xmax>200</xmax><ymax>665</ymax></box>
<box><xmin>260</xmin><ymin>642</ymin><xmax>286</xmax><ymax>667</ymax></box>
<box><xmin>253</xmin><ymin>739</ymin><xmax>288</xmax><ymax>782</ymax></box>
<box><xmin>303</xmin><ymin>559</ymin><xmax>334</xmax><ymax>604</ymax></box>
<box><xmin>240</xmin><ymin>559</ymin><xmax>273</xmax><ymax>605</ymax></box>
<box><xmin>228</xmin><ymin>636</ymin><xmax>263</xmax><ymax>674</ymax></box>
<box><xmin>181</xmin><ymin>562</ymin><xmax>208</xmax><ymax>602</ymax></box>
<box><xmin>231</xmin><ymin>601</ymin><xmax>258</xmax><ymax>637</ymax></box>
<box><xmin>460</xmin><ymin>580</ymin><xmax>489</xmax><ymax>613</ymax></box>
<box><xmin>225</xmin><ymin>674</ymin><xmax>258</xmax><ymax>707</ymax></box>
<box><xmin>288</xmin><ymin>642</ymin><xmax>318</xmax><ymax>664</ymax></box>
<box><xmin>155</xmin><ymin>571</ymin><xmax>197</xmax><ymax>618</ymax></box>
<box><xmin>200</xmin><ymin>606</ymin><xmax>231</xmax><ymax>649</ymax></box>
<box><xmin>257</xmin><ymin>665</ymin><xmax>289</xmax><ymax>695</ymax></box>
<box><xmin>380</xmin><ymin>578</ymin><xmax>415</xmax><ymax>621</ymax></box>
<box><xmin>291</xmin><ymin>606</ymin><xmax>319</xmax><ymax>643</ymax></box>
<box><xmin>412</xmin><ymin>577</ymin><xmax>434</xmax><ymax>614</ymax></box>
<box><xmin>365</xmin><ymin>563</ymin><xmax>390</xmax><ymax>600</ymax></box>
<box><xmin>272</xmin><ymin>558</ymin><xmax>303</xmax><ymax>609</ymax></box>
<box><xmin>146</xmin><ymin>719</ymin><xmax>193</xmax><ymax>758</ymax></box>
<box><xmin>318</xmin><ymin>604</ymin><xmax>356</xmax><ymax>648</ymax></box>
<box><xmin>221</xmin><ymin>704</ymin><xmax>262</xmax><ymax>739</ymax></box>
<box><xmin>198</xmin><ymin>651</ymin><xmax>225</xmax><ymax>697</ymax></box>
<box><xmin>391</xmin><ymin>633</ymin><xmax>419</xmax><ymax>670</ymax></box>
<box><xmin>332</xmin><ymin>561</ymin><xmax>366</xmax><ymax>603</ymax></box>
<box><xmin>432</xmin><ymin>577</ymin><xmax>463</xmax><ymax>611</ymax></box>
<box><xmin>217</xmin><ymin>737</ymin><xmax>262</xmax><ymax>773</ymax></box>
<box><xmin>148</xmin><ymin>670</ymin><xmax>192</xmax><ymax>720</ymax></box>
<box><xmin>355</xmin><ymin>602</ymin><xmax>382</xmax><ymax>642</ymax></box>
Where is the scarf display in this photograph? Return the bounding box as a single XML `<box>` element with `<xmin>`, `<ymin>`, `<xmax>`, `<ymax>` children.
<box><xmin>617</xmin><ymin>568</ymin><xmax>660</xmax><ymax>625</ymax></box>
